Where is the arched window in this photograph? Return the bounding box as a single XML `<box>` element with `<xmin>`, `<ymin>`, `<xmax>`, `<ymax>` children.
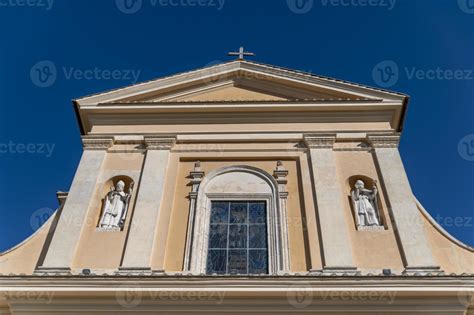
<box><xmin>184</xmin><ymin>165</ymin><xmax>290</xmax><ymax>275</ymax></box>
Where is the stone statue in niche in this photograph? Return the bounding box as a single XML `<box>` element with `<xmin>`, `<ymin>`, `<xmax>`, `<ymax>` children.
<box><xmin>351</xmin><ymin>179</ymin><xmax>382</xmax><ymax>229</ymax></box>
<box><xmin>98</xmin><ymin>180</ymin><xmax>133</xmax><ymax>231</ymax></box>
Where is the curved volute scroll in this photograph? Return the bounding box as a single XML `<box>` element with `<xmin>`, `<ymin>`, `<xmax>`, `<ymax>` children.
<box><xmin>348</xmin><ymin>175</ymin><xmax>385</xmax><ymax>231</ymax></box>
<box><xmin>97</xmin><ymin>176</ymin><xmax>135</xmax><ymax>232</ymax></box>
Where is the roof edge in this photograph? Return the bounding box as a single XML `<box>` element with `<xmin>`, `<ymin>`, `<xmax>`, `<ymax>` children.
<box><xmin>73</xmin><ymin>59</ymin><xmax>409</xmax><ymax>104</ymax></box>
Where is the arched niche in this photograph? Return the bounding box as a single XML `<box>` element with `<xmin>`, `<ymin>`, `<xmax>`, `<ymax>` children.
<box><xmin>185</xmin><ymin>165</ymin><xmax>290</xmax><ymax>275</ymax></box>
<box><xmin>347</xmin><ymin>175</ymin><xmax>386</xmax><ymax>230</ymax></box>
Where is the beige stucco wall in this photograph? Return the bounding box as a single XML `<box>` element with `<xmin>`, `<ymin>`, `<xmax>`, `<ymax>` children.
<box><xmin>334</xmin><ymin>149</ymin><xmax>405</xmax><ymax>271</ymax></box>
<box><xmin>1</xmin><ymin>141</ymin><xmax>472</xmax><ymax>275</ymax></box>
<box><xmin>90</xmin><ymin>121</ymin><xmax>393</xmax><ymax>135</ymax></box>
<box><xmin>0</xmin><ymin>217</ymin><xmax>54</xmax><ymax>275</ymax></box>
<box><xmin>160</xmin><ymin>158</ymin><xmax>313</xmax><ymax>272</ymax></box>
<box><xmin>422</xmin><ymin>214</ymin><xmax>474</xmax><ymax>274</ymax></box>
<box><xmin>170</xmin><ymin>85</ymin><xmax>287</xmax><ymax>102</ymax></box>
<box><xmin>72</xmin><ymin>147</ymin><xmax>144</xmax><ymax>270</ymax></box>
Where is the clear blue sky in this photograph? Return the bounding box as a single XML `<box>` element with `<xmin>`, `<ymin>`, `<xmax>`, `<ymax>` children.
<box><xmin>0</xmin><ymin>0</ymin><xmax>473</xmax><ymax>251</ymax></box>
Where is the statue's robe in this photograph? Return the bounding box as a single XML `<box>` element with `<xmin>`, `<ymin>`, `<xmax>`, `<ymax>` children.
<box><xmin>352</xmin><ymin>189</ymin><xmax>380</xmax><ymax>227</ymax></box>
<box><xmin>100</xmin><ymin>190</ymin><xmax>128</xmax><ymax>228</ymax></box>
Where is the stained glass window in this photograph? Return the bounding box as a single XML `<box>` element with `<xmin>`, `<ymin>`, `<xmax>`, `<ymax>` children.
<box><xmin>206</xmin><ymin>201</ymin><xmax>268</xmax><ymax>275</ymax></box>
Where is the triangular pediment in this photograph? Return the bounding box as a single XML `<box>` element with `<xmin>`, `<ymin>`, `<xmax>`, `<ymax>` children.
<box><xmin>75</xmin><ymin>60</ymin><xmax>406</xmax><ymax>106</ymax></box>
<box><xmin>134</xmin><ymin>77</ymin><xmax>366</xmax><ymax>103</ymax></box>
<box><xmin>147</xmin><ymin>84</ymin><xmax>290</xmax><ymax>102</ymax></box>
<box><xmin>74</xmin><ymin>60</ymin><xmax>408</xmax><ymax>133</ymax></box>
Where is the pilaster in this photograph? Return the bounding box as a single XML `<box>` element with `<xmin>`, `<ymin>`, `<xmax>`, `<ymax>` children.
<box><xmin>183</xmin><ymin>161</ymin><xmax>205</xmax><ymax>272</ymax></box>
<box><xmin>36</xmin><ymin>137</ymin><xmax>113</xmax><ymax>273</ymax></box>
<box><xmin>119</xmin><ymin>136</ymin><xmax>176</xmax><ymax>274</ymax></box>
<box><xmin>303</xmin><ymin>134</ymin><xmax>357</xmax><ymax>274</ymax></box>
<box><xmin>368</xmin><ymin>134</ymin><xmax>441</xmax><ymax>275</ymax></box>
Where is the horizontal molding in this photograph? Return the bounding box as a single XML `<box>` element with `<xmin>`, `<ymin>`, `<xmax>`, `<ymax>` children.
<box><xmin>1</xmin><ymin>276</ymin><xmax>473</xmax><ymax>290</ymax></box>
<box><xmin>83</xmin><ymin>101</ymin><xmax>402</xmax><ymax>112</ymax></box>
<box><xmin>177</xmin><ymin>133</ymin><xmax>304</xmax><ymax>142</ymax></box>
<box><xmin>86</xmin><ymin>111</ymin><xmax>396</xmax><ymax>130</ymax></box>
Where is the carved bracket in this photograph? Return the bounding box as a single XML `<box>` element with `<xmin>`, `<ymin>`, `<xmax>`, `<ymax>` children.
<box><xmin>82</xmin><ymin>137</ymin><xmax>114</xmax><ymax>150</ymax></box>
<box><xmin>144</xmin><ymin>137</ymin><xmax>176</xmax><ymax>150</ymax></box>
<box><xmin>303</xmin><ymin>134</ymin><xmax>336</xmax><ymax>149</ymax></box>
<box><xmin>368</xmin><ymin>135</ymin><xmax>400</xmax><ymax>149</ymax></box>
<box><xmin>273</xmin><ymin>161</ymin><xmax>289</xmax><ymax>199</ymax></box>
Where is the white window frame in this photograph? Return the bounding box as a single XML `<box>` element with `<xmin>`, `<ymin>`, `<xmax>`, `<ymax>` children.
<box><xmin>184</xmin><ymin>165</ymin><xmax>290</xmax><ymax>275</ymax></box>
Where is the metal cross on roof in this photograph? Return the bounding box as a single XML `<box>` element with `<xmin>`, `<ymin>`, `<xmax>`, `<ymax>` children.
<box><xmin>228</xmin><ymin>47</ymin><xmax>256</xmax><ymax>60</ymax></box>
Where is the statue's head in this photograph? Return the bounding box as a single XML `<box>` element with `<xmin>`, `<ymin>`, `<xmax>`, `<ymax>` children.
<box><xmin>116</xmin><ymin>180</ymin><xmax>126</xmax><ymax>192</ymax></box>
<box><xmin>355</xmin><ymin>180</ymin><xmax>365</xmax><ymax>189</ymax></box>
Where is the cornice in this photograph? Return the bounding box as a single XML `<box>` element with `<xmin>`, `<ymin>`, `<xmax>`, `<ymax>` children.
<box><xmin>368</xmin><ymin>134</ymin><xmax>401</xmax><ymax>148</ymax></box>
<box><xmin>144</xmin><ymin>136</ymin><xmax>176</xmax><ymax>150</ymax></box>
<box><xmin>81</xmin><ymin>137</ymin><xmax>114</xmax><ymax>150</ymax></box>
<box><xmin>1</xmin><ymin>275</ymin><xmax>473</xmax><ymax>287</ymax></box>
<box><xmin>303</xmin><ymin>134</ymin><xmax>337</xmax><ymax>149</ymax></box>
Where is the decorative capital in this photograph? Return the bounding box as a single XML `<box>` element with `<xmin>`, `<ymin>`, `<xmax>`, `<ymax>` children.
<box><xmin>273</xmin><ymin>160</ymin><xmax>289</xmax><ymax>183</ymax></box>
<box><xmin>303</xmin><ymin>134</ymin><xmax>336</xmax><ymax>149</ymax></box>
<box><xmin>193</xmin><ymin>160</ymin><xmax>202</xmax><ymax>172</ymax></box>
<box><xmin>279</xmin><ymin>191</ymin><xmax>289</xmax><ymax>199</ymax></box>
<box><xmin>144</xmin><ymin>137</ymin><xmax>176</xmax><ymax>150</ymax></box>
<box><xmin>190</xmin><ymin>161</ymin><xmax>205</xmax><ymax>179</ymax></box>
<box><xmin>82</xmin><ymin>137</ymin><xmax>114</xmax><ymax>150</ymax></box>
<box><xmin>368</xmin><ymin>135</ymin><xmax>400</xmax><ymax>148</ymax></box>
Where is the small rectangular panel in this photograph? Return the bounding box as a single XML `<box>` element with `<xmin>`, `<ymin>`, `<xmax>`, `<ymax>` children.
<box><xmin>228</xmin><ymin>225</ymin><xmax>247</xmax><ymax>249</ymax></box>
<box><xmin>249</xmin><ymin>202</ymin><xmax>266</xmax><ymax>224</ymax></box>
<box><xmin>209</xmin><ymin>224</ymin><xmax>228</xmax><ymax>249</ymax></box>
<box><xmin>229</xmin><ymin>202</ymin><xmax>248</xmax><ymax>224</ymax></box>
<box><xmin>249</xmin><ymin>225</ymin><xmax>267</xmax><ymax>249</ymax></box>
<box><xmin>207</xmin><ymin>250</ymin><xmax>227</xmax><ymax>274</ymax></box>
<box><xmin>228</xmin><ymin>250</ymin><xmax>247</xmax><ymax>274</ymax></box>
<box><xmin>249</xmin><ymin>250</ymin><xmax>268</xmax><ymax>274</ymax></box>
<box><xmin>210</xmin><ymin>202</ymin><xmax>229</xmax><ymax>224</ymax></box>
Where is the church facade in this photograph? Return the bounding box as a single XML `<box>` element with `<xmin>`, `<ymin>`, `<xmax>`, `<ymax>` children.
<box><xmin>0</xmin><ymin>59</ymin><xmax>473</xmax><ymax>314</ymax></box>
